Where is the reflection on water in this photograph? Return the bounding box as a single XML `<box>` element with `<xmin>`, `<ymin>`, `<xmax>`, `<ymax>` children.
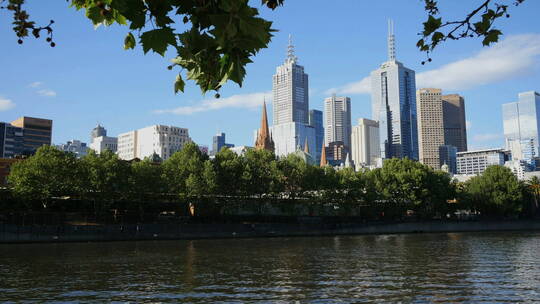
<box><xmin>1</xmin><ymin>232</ymin><xmax>539</xmax><ymax>303</ymax></box>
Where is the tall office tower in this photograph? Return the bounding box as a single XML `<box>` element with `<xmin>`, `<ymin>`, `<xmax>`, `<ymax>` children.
<box><xmin>273</xmin><ymin>35</ymin><xmax>309</xmax><ymax>125</ymax></box>
<box><xmin>270</xmin><ymin>35</ymin><xmax>315</xmax><ymax>157</ymax></box>
<box><xmin>308</xmin><ymin>109</ymin><xmax>324</xmax><ymax>163</ymax></box>
<box><xmin>442</xmin><ymin>94</ymin><xmax>468</xmax><ymax>152</ymax></box>
<box><xmin>417</xmin><ymin>88</ymin><xmax>445</xmax><ymax>169</ymax></box>
<box><xmin>370</xmin><ymin>20</ymin><xmax>418</xmax><ymax>160</ymax></box>
<box><xmin>503</xmin><ymin>91</ymin><xmax>540</xmax><ymax>167</ymax></box>
<box><xmin>91</xmin><ymin>124</ymin><xmax>107</xmax><ymax>140</ymax></box>
<box><xmin>212</xmin><ymin>132</ymin><xmax>234</xmax><ymax>154</ymax></box>
<box><xmin>351</xmin><ymin>118</ymin><xmax>380</xmax><ymax>168</ymax></box>
<box><xmin>10</xmin><ymin>116</ymin><xmax>53</xmax><ymax>155</ymax></box>
<box><xmin>117</xmin><ymin>125</ymin><xmax>191</xmax><ymax>161</ymax></box>
<box><xmin>324</xmin><ymin>95</ymin><xmax>352</xmax><ymax>149</ymax></box>
<box><xmin>0</xmin><ymin>122</ymin><xmax>24</xmax><ymax>158</ymax></box>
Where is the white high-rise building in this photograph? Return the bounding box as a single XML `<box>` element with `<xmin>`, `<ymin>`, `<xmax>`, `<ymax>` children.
<box><xmin>371</xmin><ymin>20</ymin><xmax>418</xmax><ymax>160</ymax></box>
<box><xmin>324</xmin><ymin>95</ymin><xmax>352</xmax><ymax>149</ymax></box>
<box><xmin>117</xmin><ymin>125</ymin><xmax>191</xmax><ymax>161</ymax></box>
<box><xmin>271</xmin><ymin>35</ymin><xmax>315</xmax><ymax>157</ymax></box>
<box><xmin>351</xmin><ymin>118</ymin><xmax>380</xmax><ymax>168</ymax></box>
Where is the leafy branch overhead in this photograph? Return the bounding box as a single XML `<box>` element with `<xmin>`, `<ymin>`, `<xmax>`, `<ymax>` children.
<box><xmin>0</xmin><ymin>0</ymin><xmax>527</xmax><ymax>93</ymax></box>
<box><xmin>418</xmin><ymin>0</ymin><xmax>526</xmax><ymax>64</ymax></box>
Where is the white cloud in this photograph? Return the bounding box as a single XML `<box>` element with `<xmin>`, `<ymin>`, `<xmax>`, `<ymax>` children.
<box><xmin>326</xmin><ymin>76</ymin><xmax>370</xmax><ymax>95</ymax></box>
<box><xmin>0</xmin><ymin>97</ymin><xmax>15</xmax><ymax>111</ymax></box>
<box><xmin>417</xmin><ymin>34</ymin><xmax>540</xmax><ymax>90</ymax></box>
<box><xmin>28</xmin><ymin>81</ymin><xmax>43</xmax><ymax>88</ymax></box>
<box><xmin>154</xmin><ymin>91</ymin><xmax>272</xmax><ymax>115</ymax></box>
<box><xmin>466</xmin><ymin>120</ymin><xmax>472</xmax><ymax>130</ymax></box>
<box><xmin>328</xmin><ymin>34</ymin><xmax>540</xmax><ymax>95</ymax></box>
<box><xmin>473</xmin><ymin>133</ymin><xmax>503</xmax><ymax>142</ymax></box>
<box><xmin>37</xmin><ymin>89</ymin><xmax>57</xmax><ymax>97</ymax></box>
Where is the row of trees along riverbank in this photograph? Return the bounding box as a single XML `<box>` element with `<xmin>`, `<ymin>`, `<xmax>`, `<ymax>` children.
<box><xmin>1</xmin><ymin>144</ymin><xmax>539</xmax><ymax>222</ymax></box>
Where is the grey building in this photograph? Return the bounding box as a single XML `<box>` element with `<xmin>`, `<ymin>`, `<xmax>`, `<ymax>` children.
<box><xmin>371</xmin><ymin>21</ymin><xmax>418</xmax><ymax>160</ymax></box>
<box><xmin>308</xmin><ymin>109</ymin><xmax>324</xmax><ymax>163</ymax></box>
<box><xmin>324</xmin><ymin>95</ymin><xmax>352</xmax><ymax>150</ymax></box>
<box><xmin>442</xmin><ymin>94</ymin><xmax>468</xmax><ymax>152</ymax></box>
<box><xmin>56</xmin><ymin>140</ymin><xmax>88</xmax><ymax>158</ymax></box>
<box><xmin>91</xmin><ymin>124</ymin><xmax>107</xmax><ymax>140</ymax></box>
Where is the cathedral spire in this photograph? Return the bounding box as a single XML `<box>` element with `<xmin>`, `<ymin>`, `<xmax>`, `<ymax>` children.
<box><xmin>303</xmin><ymin>137</ymin><xmax>310</xmax><ymax>154</ymax></box>
<box><xmin>255</xmin><ymin>100</ymin><xmax>275</xmax><ymax>152</ymax></box>
<box><xmin>387</xmin><ymin>19</ymin><xmax>396</xmax><ymax>61</ymax></box>
<box><xmin>320</xmin><ymin>142</ymin><xmax>327</xmax><ymax>167</ymax></box>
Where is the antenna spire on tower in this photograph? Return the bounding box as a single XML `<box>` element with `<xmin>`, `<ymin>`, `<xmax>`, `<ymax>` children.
<box><xmin>287</xmin><ymin>34</ymin><xmax>297</xmax><ymax>63</ymax></box>
<box><xmin>387</xmin><ymin>19</ymin><xmax>396</xmax><ymax>61</ymax></box>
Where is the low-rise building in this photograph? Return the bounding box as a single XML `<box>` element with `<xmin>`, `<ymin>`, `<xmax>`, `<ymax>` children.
<box><xmin>456</xmin><ymin>148</ymin><xmax>511</xmax><ymax>175</ymax></box>
<box><xmin>117</xmin><ymin>125</ymin><xmax>191</xmax><ymax>161</ymax></box>
<box><xmin>56</xmin><ymin>139</ymin><xmax>88</xmax><ymax>158</ymax></box>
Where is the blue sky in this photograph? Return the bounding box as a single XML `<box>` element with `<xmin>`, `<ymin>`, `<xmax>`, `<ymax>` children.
<box><xmin>1</xmin><ymin>1</ymin><xmax>540</xmax><ymax>150</ymax></box>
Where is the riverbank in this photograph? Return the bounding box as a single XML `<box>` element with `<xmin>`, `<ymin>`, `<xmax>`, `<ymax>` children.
<box><xmin>1</xmin><ymin>219</ymin><xmax>540</xmax><ymax>243</ymax></box>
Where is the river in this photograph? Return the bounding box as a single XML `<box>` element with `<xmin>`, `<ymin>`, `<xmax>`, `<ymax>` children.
<box><xmin>1</xmin><ymin>232</ymin><xmax>539</xmax><ymax>303</ymax></box>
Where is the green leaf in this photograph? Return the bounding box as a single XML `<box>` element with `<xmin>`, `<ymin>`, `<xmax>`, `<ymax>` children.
<box><xmin>123</xmin><ymin>32</ymin><xmax>136</xmax><ymax>50</ymax></box>
<box><xmin>422</xmin><ymin>15</ymin><xmax>442</xmax><ymax>36</ymax></box>
<box><xmin>482</xmin><ymin>29</ymin><xmax>502</xmax><ymax>46</ymax></box>
<box><xmin>174</xmin><ymin>74</ymin><xmax>185</xmax><ymax>93</ymax></box>
<box><xmin>140</xmin><ymin>28</ymin><xmax>177</xmax><ymax>56</ymax></box>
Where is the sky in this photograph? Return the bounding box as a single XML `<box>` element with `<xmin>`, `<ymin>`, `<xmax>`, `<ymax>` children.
<box><xmin>1</xmin><ymin>1</ymin><xmax>540</xmax><ymax>150</ymax></box>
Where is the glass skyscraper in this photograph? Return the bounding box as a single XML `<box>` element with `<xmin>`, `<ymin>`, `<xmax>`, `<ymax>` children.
<box><xmin>370</xmin><ymin>21</ymin><xmax>418</xmax><ymax>160</ymax></box>
<box><xmin>502</xmin><ymin>91</ymin><xmax>540</xmax><ymax>167</ymax></box>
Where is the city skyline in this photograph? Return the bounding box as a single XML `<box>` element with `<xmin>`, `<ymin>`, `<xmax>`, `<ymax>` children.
<box><xmin>1</xmin><ymin>1</ymin><xmax>540</xmax><ymax>150</ymax></box>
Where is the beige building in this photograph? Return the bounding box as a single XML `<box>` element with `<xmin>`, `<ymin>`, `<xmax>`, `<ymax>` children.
<box><xmin>10</xmin><ymin>116</ymin><xmax>52</xmax><ymax>154</ymax></box>
<box><xmin>442</xmin><ymin>94</ymin><xmax>468</xmax><ymax>152</ymax></box>
<box><xmin>351</xmin><ymin>118</ymin><xmax>379</xmax><ymax>168</ymax></box>
<box><xmin>416</xmin><ymin>88</ymin><xmax>445</xmax><ymax>169</ymax></box>
<box><xmin>117</xmin><ymin>125</ymin><xmax>191</xmax><ymax>161</ymax></box>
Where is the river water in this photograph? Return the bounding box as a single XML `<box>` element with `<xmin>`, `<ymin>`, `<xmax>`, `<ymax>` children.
<box><xmin>1</xmin><ymin>232</ymin><xmax>539</xmax><ymax>303</ymax></box>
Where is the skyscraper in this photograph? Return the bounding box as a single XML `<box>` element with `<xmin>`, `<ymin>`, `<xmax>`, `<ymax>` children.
<box><xmin>270</xmin><ymin>35</ymin><xmax>315</xmax><ymax>157</ymax></box>
<box><xmin>324</xmin><ymin>95</ymin><xmax>352</xmax><ymax>149</ymax></box>
<box><xmin>442</xmin><ymin>94</ymin><xmax>468</xmax><ymax>152</ymax></box>
<box><xmin>308</xmin><ymin>109</ymin><xmax>324</xmax><ymax>163</ymax></box>
<box><xmin>273</xmin><ymin>35</ymin><xmax>309</xmax><ymax>125</ymax></box>
<box><xmin>502</xmin><ymin>91</ymin><xmax>540</xmax><ymax>167</ymax></box>
<box><xmin>351</xmin><ymin>118</ymin><xmax>380</xmax><ymax>168</ymax></box>
<box><xmin>417</xmin><ymin>88</ymin><xmax>445</xmax><ymax>169</ymax></box>
<box><xmin>370</xmin><ymin>20</ymin><xmax>418</xmax><ymax>160</ymax></box>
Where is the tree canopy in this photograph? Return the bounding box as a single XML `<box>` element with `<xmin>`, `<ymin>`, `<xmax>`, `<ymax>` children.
<box><xmin>1</xmin><ymin>0</ymin><xmax>526</xmax><ymax>94</ymax></box>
